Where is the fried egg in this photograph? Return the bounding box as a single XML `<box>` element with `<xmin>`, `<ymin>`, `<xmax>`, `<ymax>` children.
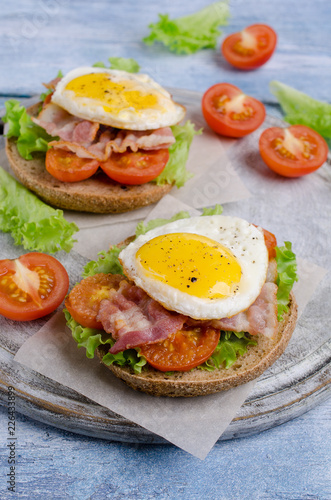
<box><xmin>119</xmin><ymin>215</ymin><xmax>269</xmax><ymax>320</ymax></box>
<box><xmin>51</xmin><ymin>66</ymin><xmax>186</xmax><ymax>130</ymax></box>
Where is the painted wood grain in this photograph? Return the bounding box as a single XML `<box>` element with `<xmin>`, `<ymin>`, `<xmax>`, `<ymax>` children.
<box><xmin>0</xmin><ymin>0</ymin><xmax>330</xmax><ymax>102</ymax></box>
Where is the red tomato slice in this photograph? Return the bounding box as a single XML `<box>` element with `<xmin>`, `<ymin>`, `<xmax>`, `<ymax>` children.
<box><xmin>46</xmin><ymin>148</ymin><xmax>99</xmax><ymax>182</ymax></box>
<box><xmin>253</xmin><ymin>225</ymin><xmax>277</xmax><ymax>259</ymax></box>
<box><xmin>222</xmin><ymin>24</ymin><xmax>277</xmax><ymax>70</ymax></box>
<box><xmin>139</xmin><ymin>326</ymin><xmax>220</xmax><ymax>372</ymax></box>
<box><xmin>99</xmin><ymin>148</ymin><xmax>169</xmax><ymax>185</ymax></box>
<box><xmin>65</xmin><ymin>273</ymin><xmax>123</xmax><ymax>330</ymax></box>
<box><xmin>202</xmin><ymin>83</ymin><xmax>265</xmax><ymax>138</ymax></box>
<box><xmin>0</xmin><ymin>253</ymin><xmax>69</xmax><ymax>321</ymax></box>
<box><xmin>259</xmin><ymin>125</ymin><xmax>329</xmax><ymax>177</ymax></box>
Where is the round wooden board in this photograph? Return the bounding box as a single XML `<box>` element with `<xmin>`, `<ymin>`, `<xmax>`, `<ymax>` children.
<box><xmin>0</xmin><ymin>91</ymin><xmax>330</xmax><ymax>443</ymax></box>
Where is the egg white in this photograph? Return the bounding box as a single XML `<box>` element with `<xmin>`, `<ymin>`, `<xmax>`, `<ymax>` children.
<box><xmin>119</xmin><ymin>215</ymin><xmax>269</xmax><ymax>320</ymax></box>
<box><xmin>51</xmin><ymin>66</ymin><xmax>186</xmax><ymax>130</ymax></box>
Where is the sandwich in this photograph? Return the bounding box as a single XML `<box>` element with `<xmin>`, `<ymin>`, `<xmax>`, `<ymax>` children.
<box><xmin>64</xmin><ymin>208</ymin><xmax>298</xmax><ymax>397</ymax></box>
<box><xmin>4</xmin><ymin>66</ymin><xmax>196</xmax><ymax>214</ymax></box>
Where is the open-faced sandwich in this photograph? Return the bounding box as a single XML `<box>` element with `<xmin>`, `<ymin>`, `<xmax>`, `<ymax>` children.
<box><xmin>64</xmin><ymin>208</ymin><xmax>298</xmax><ymax>397</ymax></box>
<box><xmin>4</xmin><ymin>66</ymin><xmax>197</xmax><ymax>213</ymax></box>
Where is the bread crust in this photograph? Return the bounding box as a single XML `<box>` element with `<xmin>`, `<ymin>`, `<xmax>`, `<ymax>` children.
<box><xmin>96</xmin><ymin>292</ymin><xmax>298</xmax><ymax>397</ymax></box>
<box><xmin>5</xmin><ymin>103</ymin><xmax>173</xmax><ymax>214</ymax></box>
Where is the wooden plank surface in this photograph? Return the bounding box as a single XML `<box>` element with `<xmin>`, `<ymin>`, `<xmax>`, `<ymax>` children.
<box><xmin>0</xmin><ymin>0</ymin><xmax>330</xmax><ymax>498</ymax></box>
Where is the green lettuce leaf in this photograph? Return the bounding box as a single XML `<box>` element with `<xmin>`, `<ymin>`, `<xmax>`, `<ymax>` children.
<box><xmin>143</xmin><ymin>1</ymin><xmax>230</xmax><ymax>54</ymax></box>
<box><xmin>135</xmin><ymin>211</ymin><xmax>190</xmax><ymax>237</ymax></box>
<box><xmin>82</xmin><ymin>247</ymin><xmax>124</xmax><ymax>278</ymax></box>
<box><xmin>93</xmin><ymin>57</ymin><xmax>140</xmax><ymax>73</ymax></box>
<box><xmin>202</xmin><ymin>204</ymin><xmax>223</xmax><ymax>216</ymax></box>
<box><xmin>3</xmin><ymin>100</ymin><xmax>54</xmax><ymax>160</ymax></box>
<box><xmin>0</xmin><ymin>167</ymin><xmax>78</xmax><ymax>253</ymax></box>
<box><xmin>154</xmin><ymin>120</ymin><xmax>201</xmax><ymax>188</ymax></box>
<box><xmin>135</xmin><ymin>204</ymin><xmax>223</xmax><ymax>237</ymax></box>
<box><xmin>270</xmin><ymin>81</ymin><xmax>331</xmax><ymax>142</ymax></box>
<box><xmin>200</xmin><ymin>331</ymin><xmax>257</xmax><ymax>371</ymax></box>
<box><xmin>64</xmin><ymin>309</ymin><xmax>147</xmax><ymax>373</ymax></box>
<box><xmin>275</xmin><ymin>241</ymin><xmax>298</xmax><ymax>320</ymax></box>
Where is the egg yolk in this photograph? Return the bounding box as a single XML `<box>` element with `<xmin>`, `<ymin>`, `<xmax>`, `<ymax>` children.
<box><xmin>136</xmin><ymin>233</ymin><xmax>242</xmax><ymax>299</ymax></box>
<box><xmin>65</xmin><ymin>73</ymin><xmax>160</xmax><ymax>114</ymax></box>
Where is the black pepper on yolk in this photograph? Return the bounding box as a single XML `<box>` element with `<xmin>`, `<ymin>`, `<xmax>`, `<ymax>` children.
<box><xmin>136</xmin><ymin>233</ymin><xmax>242</xmax><ymax>299</ymax></box>
<box><xmin>65</xmin><ymin>72</ymin><xmax>159</xmax><ymax>114</ymax></box>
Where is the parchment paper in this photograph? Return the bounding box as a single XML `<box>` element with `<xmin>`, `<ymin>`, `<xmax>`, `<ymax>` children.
<box><xmin>1</xmin><ymin>101</ymin><xmax>330</xmax><ymax>458</ymax></box>
<box><xmin>13</xmin><ymin>196</ymin><xmax>326</xmax><ymax>459</ymax></box>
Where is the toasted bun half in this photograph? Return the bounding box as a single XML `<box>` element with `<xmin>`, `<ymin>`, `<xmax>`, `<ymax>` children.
<box><xmin>96</xmin><ymin>292</ymin><xmax>298</xmax><ymax>397</ymax></box>
<box><xmin>5</xmin><ymin>103</ymin><xmax>173</xmax><ymax>214</ymax></box>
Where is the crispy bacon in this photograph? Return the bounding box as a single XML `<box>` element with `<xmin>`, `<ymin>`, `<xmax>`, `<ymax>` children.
<box><xmin>49</xmin><ymin>126</ymin><xmax>175</xmax><ymax>161</ymax></box>
<box><xmin>211</xmin><ymin>282</ymin><xmax>278</xmax><ymax>338</ymax></box>
<box><xmin>97</xmin><ymin>280</ymin><xmax>187</xmax><ymax>354</ymax></box>
<box><xmin>33</xmin><ymin>102</ymin><xmax>175</xmax><ymax>161</ymax></box>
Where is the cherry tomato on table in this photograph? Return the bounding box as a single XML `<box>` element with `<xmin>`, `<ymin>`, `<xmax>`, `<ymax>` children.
<box><xmin>139</xmin><ymin>326</ymin><xmax>220</xmax><ymax>372</ymax></box>
<box><xmin>202</xmin><ymin>83</ymin><xmax>265</xmax><ymax>138</ymax></box>
<box><xmin>259</xmin><ymin>125</ymin><xmax>329</xmax><ymax>177</ymax></box>
<box><xmin>65</xmin><ymin>273</ymin><xmax>123</xmax><ymax>330</ymax></box>
<box><xmin>0</xmin><ymin>253</ymin><xmax>69</xmax><ymax>321</ymax></box>
<box><xmin>46</xmin><ymin>148</ymin><xmax>99</xmax><ymax>182</ymax></box>
<box><xmin>99</xmin><ymin>148</ymin><xmax>169</xmax><ymax>185</ymax></box>
<box><xmin>222</xmin><ymin>24</ymin><xmax>277</xmax><ymax>70</ymax></box>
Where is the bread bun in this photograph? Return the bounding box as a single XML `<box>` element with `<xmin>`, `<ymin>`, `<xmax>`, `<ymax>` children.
<box><xmin>96</xmin><ymin>292</ymin><xmax>298</xmax><ymax>397</ymax></box>
<box><xmin>5</xmin><ymin>103</ymin><xmax>173</xmax><ymax>214</ymax></box>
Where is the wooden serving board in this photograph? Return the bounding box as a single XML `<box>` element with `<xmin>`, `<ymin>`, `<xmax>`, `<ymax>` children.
<box><xmin>0</xmin><ymin>90</ymin><xmax>330</xmax><ymax>443</ymax></box>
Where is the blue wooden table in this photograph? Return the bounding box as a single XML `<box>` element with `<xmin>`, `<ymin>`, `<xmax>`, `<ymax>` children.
<box><xmin>0</xmin><ymin>1</ymin><xmax>330</xmax><ymax>498</ymax></box>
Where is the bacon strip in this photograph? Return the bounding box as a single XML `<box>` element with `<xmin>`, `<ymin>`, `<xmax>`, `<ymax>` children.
<box><xmin>49</xmin><ymin>126</ymin><xmax>175</xmax><ymax>161</ymax></box>
<box><xmin>34</xmin><ymin>102</ymin><xmax>175</xmax><ymax>161</ymax></box>
<box><xmin>211</xmin><ymin>282</ymin><xmax>278</xmax><ymax>338</ymax></box>
<box><xmin>97</xmin><ymin>280</ymin><xmax>187</xmax><ymax>354</ymax></box>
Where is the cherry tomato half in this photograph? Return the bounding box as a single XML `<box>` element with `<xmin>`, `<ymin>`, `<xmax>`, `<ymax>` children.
<box><xmin>99</xmin><ymin>148</ymin><xmax>169</xmax><ymax>185</ymax></box>
<box><xmin>0</xmin><ymin>253</ymin><xmax>69</xmax><ymax>321</ymax></box>
<box><xmin>222</xmin><ymin>24</ymin><xmax>277</xmax><ymax>70</ymax></box>
<box><xmin>259</xmin><ymin>125</ymin><xmax>329</xmax><ymax>177</ymax></box>
<box><xmin>65</xmin><ymin>273</ymin><xmax>123</xmax><ymax>330</ymax></box>
<box><xmin>46</xmin><ymin>148</ymin><xmax>99</xmax><ymax>182</ymax></box>
<box><xmin>140</xmin><ymin>326</ymin><xmax>220</xmax><ymax>372</ymax></box>
<box><xmin>202</xmin><ymin>83</ymin><xmax>265</xmax><ymax>138</ymax></box>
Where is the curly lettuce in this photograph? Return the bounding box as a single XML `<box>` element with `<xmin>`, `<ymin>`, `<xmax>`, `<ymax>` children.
<box><xmin>270</xmin><ymin>81</ymin><xmax>331</xmax><ymax>144</ymax></box>
<box><xmin>3</xmin><ymin>100</ymin><xmax>54</xmax><ymax>160</ymax></box>
<box><xmin>155</xmin><ymin>120</ymin><xmax>201</xmax><ymax>188</ymax></box>
<box><xmin>64</xmin><ymin>309</ymin><xmax>146</xmax><ymax>373</ymax></box>
<box><xmin>93</xmin><ymin>57</ymin><xmax>140</xmax><ymax>73</ymax></box>
<box><xmin>275</xmin><ymin>241</ymin><xmax>298</xmax><ymax>320</ymax></box>
<box><xmin>201</xmin><ymin>331</ymin><xmax>257</xmax><ymax>371</ymax></box>
<box><xmin>143</xmin><ymin>2</ymin><xmax>230</xmax><ymax>54</ymax></box>
<box><xmin>0</xmin><ymin>167</ymin><xmax>78</xmax><ymax>253</ymax></box>
<box><xmin>135</xmin><ymin>204</ymin><xmax>222</xmax><ymax>237</ymax></box>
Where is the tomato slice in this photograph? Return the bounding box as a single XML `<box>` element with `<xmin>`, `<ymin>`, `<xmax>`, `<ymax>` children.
<box><xmin>253</xmin><ymin>225</ymin><xmax>277</xmax><ymax>259</ymax></box>
<box><xmin>46</xmin><ymin>148</ymin><xmax>99</xmax><ymax>182</ymax></box>
<box><xmin>259</xmin><ymin>125</ymin><xmax>329</xmax><ymax>177</ymax></box>
<box><xmin>0</xmin><ymin>253</ymin><xmax>69</xmax><ymax>321</ymax></box>
<box><xmin>222</xmin><ymin>24</ymin><xmax>277</xmax><ymax>70</ymax></box>
<box><xmin>65</xmin><ymin>273</ymin><xmax>123</xmax><ymax>329</ymax></box>
<box><xmin>202</xmin><ymin>83</ymin><xmax>265</xmax><ymax>138</ymax></box>
<box><xmin>140</xmin><ymin>325</ymin><xmax>220</xmax><ymax>372</ymax></box>
<box><xmin>99</xmin><ymin>148</ymin><xmax>169</xmax><ymax>185</ymax></box>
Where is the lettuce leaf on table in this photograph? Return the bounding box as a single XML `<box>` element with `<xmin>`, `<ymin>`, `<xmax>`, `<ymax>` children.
<box><xmin>0</xmin><ymin>167</ymin><xmax>78</xmax><ymax>253</ymax></box>
<box><xmin>143</xmin><ymin>1</ymin><xmax>230</xmax><ymax>54</ymax></box>
<box><xmin>270</xmin><ymin>81</ymin><xmax>331</xmax><ymax>144</ymax></box>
